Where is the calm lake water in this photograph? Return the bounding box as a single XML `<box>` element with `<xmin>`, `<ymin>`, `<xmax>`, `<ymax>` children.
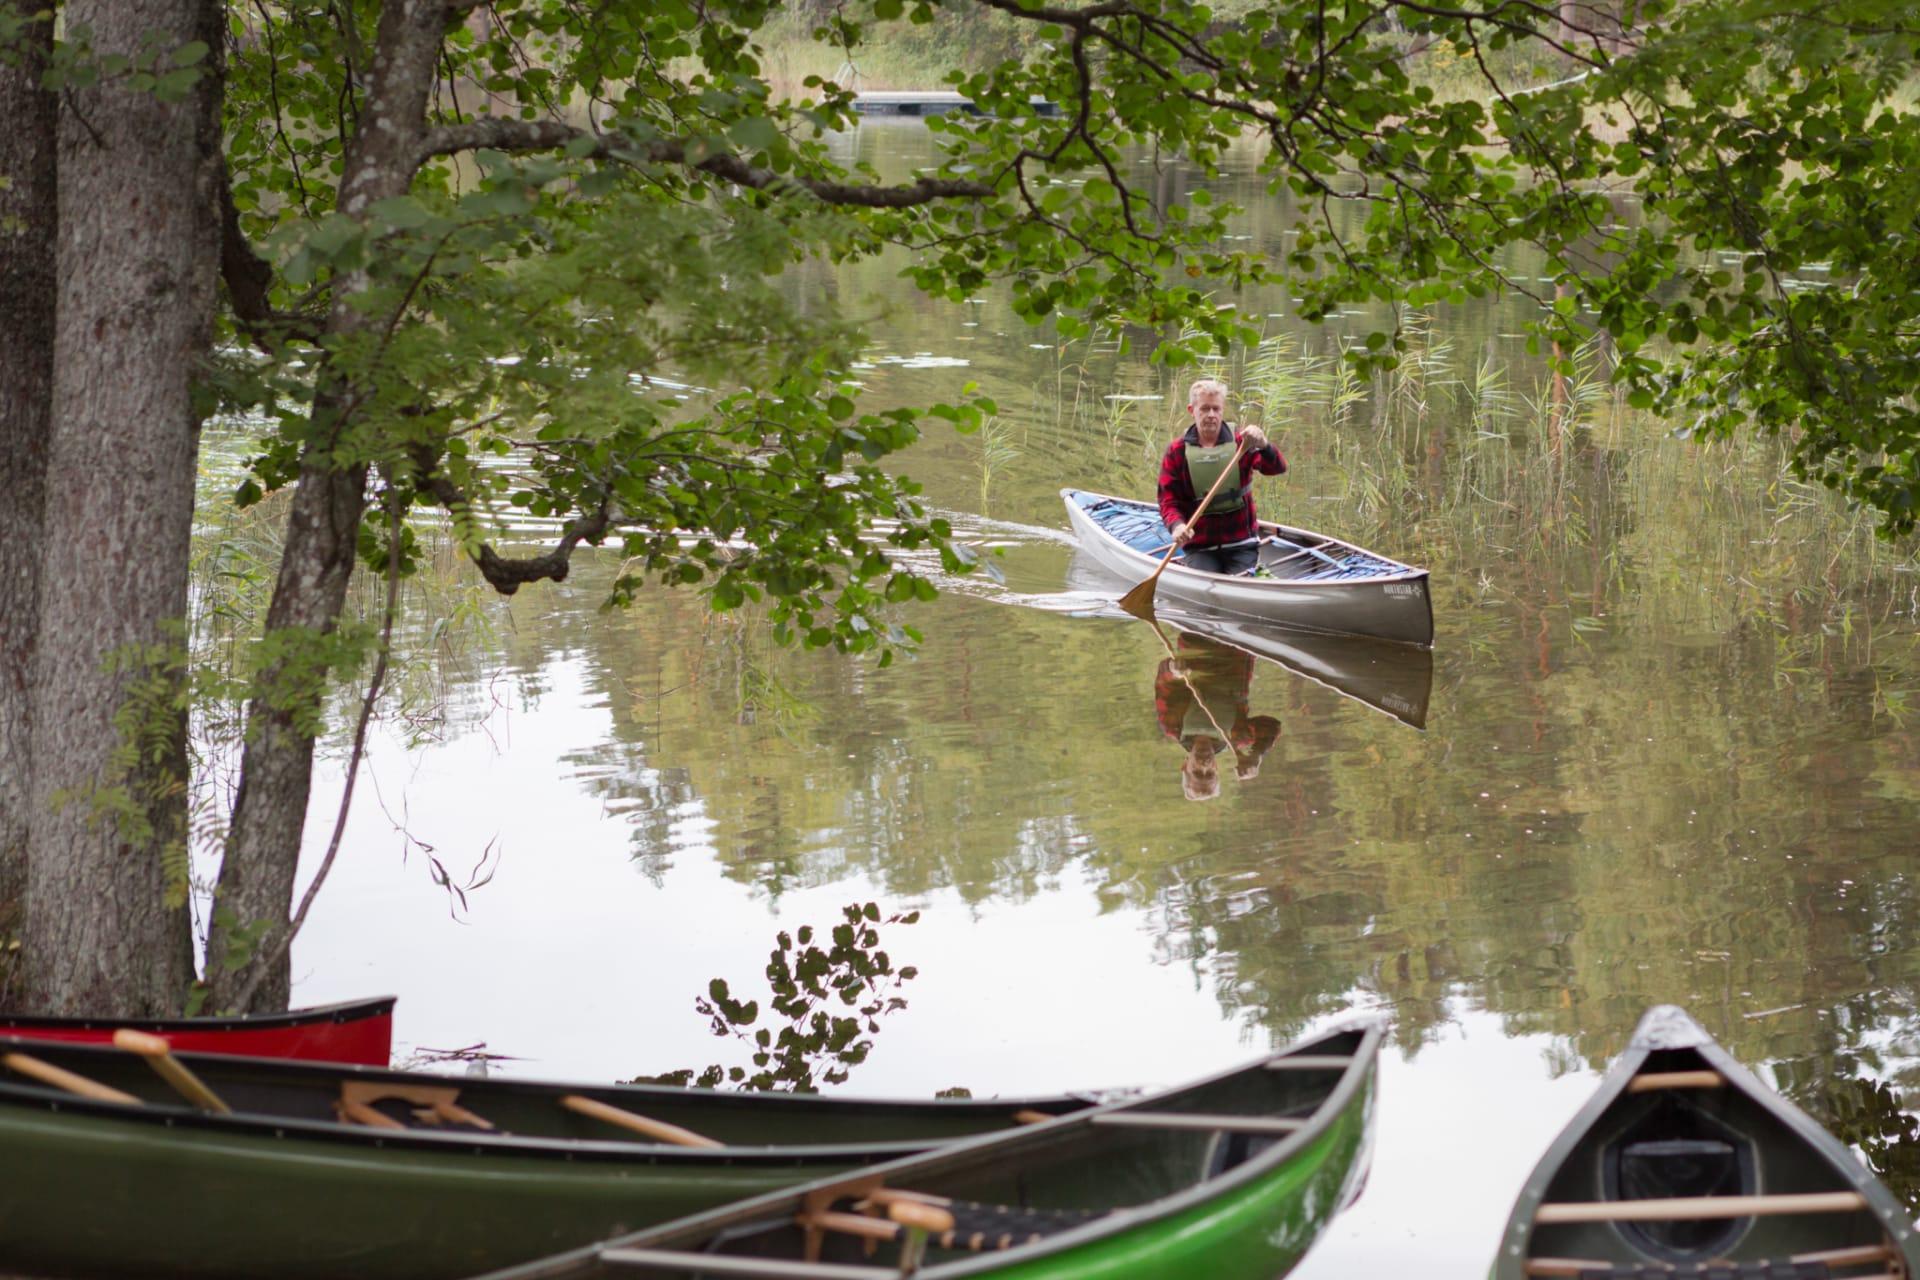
<box><xmin>196</xmin><ymin>123</ymin><xmax>1920</xmax><ymax>1275</ymax></box>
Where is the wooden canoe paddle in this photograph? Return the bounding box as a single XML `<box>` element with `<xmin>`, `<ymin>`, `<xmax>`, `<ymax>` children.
<box><xmin>1118</xmin><ymin>437</ymin><xmax>1248</xmax><ymax>620</ymax></box>
<box><xmin>112</xmin><ymin>1028</ymin><xmax>231</xmax><ymax>1113</ymax></box>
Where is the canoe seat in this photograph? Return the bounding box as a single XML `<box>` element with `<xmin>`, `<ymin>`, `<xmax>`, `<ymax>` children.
<box><xmin>334</xmin><ymin>1080</ymin><xmax>492</xmax><ymax>1131</ymax></box>
<box><xmin>920</xmin><ymin>1200</ymin><xmax>1109</xmax><ymax>1253</ymax></box>
<box><xmin>798</xmin><ymin>1183</ymin><xmax>1109</xmax><ymax>1261</ymax></box>
<box><xmin>1554</xmin><ymin>1262</ymin><xmax>1832</xmax><ymax>1279</ymax></box>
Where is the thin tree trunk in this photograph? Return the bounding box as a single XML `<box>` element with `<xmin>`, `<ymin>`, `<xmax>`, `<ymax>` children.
<box><xmin>207</xmin><ymin>451</ymin><xmax>367</xmax><ymax>1010</ymax></box>
<box><xmin>205</xmin><ymin>0</ymin><xmax>445</xmax><ymax>1012</ymax></box>
<box><xmin>23</xmin><ymin>0</ymin><xmax>222</xmax><ymax>1015</ymax></box>
<box><xmin>0</xmin><ymin>6</ymin><xmax>57</xmax><ymax>994</ymax></box>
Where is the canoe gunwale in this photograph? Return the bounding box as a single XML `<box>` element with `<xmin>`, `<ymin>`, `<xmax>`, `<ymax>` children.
<box><xmin>0</xmin><ymin>1077</ymin><xmax>951</xmax><ymax>1165</ymax></box>
<box><xmin>1061</xmin><ymin>488</ymin><xmax>1434</xmax><ymax>648</ymax></box>
<box><xmin>0</xmin><ymin>995</ymin><xmax>398</xmax><ymax>1033</ymax></box>
<box><xmin>497</xmin><ymin>1019</ymin><xmax>1387</xmax><ymax>1279</ymax></box>
<box><xmin>0</xmin><ymin>1035</ymin><xmax>1084</xmax><ymax>1167</ymax></box>
<box><xmin>1493</xmin><ymin>1005</ymin><xmax>1920</xmax><ymax>1279</ymax></box>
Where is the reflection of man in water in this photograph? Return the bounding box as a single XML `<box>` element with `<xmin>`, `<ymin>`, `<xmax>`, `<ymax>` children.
<box><xmin>1154</xmin><ymin>634</ymin><xmax>1281</xmax><ymax>800</ymax></box>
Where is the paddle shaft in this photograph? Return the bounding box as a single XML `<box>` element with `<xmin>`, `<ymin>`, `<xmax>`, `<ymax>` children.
<box><xmin>1118</xmin><ymin>435</ymin><xmax>1249</xmax><ymax>618</ymax></box>
<box><xmin>1</xmin><ymin>1052</ymin><xmax>140</xmax><ymax>1104</ymax></box>
<box><xmin>1145</xmin><ymin>617</ymin><xmax>1230</xmax><ymax>742</ymax></box>
<box><xmin>561</xmin><ymin>1093</ymin><xmax>723</xmax><ymax>1148</ymax></box>
<box><xmin>112</xmin><ymin>1028</ymin><xmax>231</xmax><ymax>1114</ymax></box>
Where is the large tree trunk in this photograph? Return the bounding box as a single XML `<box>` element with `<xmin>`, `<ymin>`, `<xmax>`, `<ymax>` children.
<box><xmin>0</xmin><ymin>6</ymin><xmax>57</xmax><ymax>994</ymax></box>
<box><xmin>204</xmin><ymin>0</ymin><xmax>445</xmax><ymax>1013</ymax></box>
<box><xmin>22</xmin><ymin>0</ymin><xmax>222</xmax><ymax>1015</ymax></box>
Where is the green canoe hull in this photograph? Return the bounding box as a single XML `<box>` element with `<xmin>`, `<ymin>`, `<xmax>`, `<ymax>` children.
<box><xmin>0</xmin><ymin>1100</ymin><xmax>879</xmax><ymax>1279</ymax></box>
<box><xmin>0</xmin><ymin>1035</ymin><xmax>1086</xmax><ymax>1280</ymax></box>
<box><xmin>977</xmin><ymin>1073</ymin><xmax>1371</xmax><ymax>1280</ymax></box>
<box><xmin>474</xmin><ymin>1020</ymin><xmax>1383</xmax><ymax>1280</ymax></box>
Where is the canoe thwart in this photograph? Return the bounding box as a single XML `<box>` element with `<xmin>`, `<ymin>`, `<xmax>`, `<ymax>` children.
<box><xmin>337</xmin><ymin>1080</ymin><xmax>493</xmax><ymax>1131</ymax></box>
<box><xmin>1089</xmin><ymin>1110</ymin><xmax>1308</xmax><ymax>1135</ymax></box>
<box><xmin>113</xmin><ymin>1029</ymin><xmax>231</xmax><ymax>1114</ymax></box>
<box><xmin>1624</xmin><ymin>1070</ymin><xmax>1725</xmax><ymax>1093</ymax></box>
<box><xmin>1265</xmin><ymin>1055</ymin><xmax>1354</xmax><ymax>1071</ymax></box>
<box><xmin>1533</xmin><ymin>1190</ymin><xmax>1870</xmax><ymax>1224</ymax></box>
<box><xmin>0</xmin><ymin>1051</ymin><xmax>141</xmax><ymax>1105</ymax></box>
<box><xmin>1791</xmin><ymin>1244</ymin><xmax>1897</xmax><ymax>1266</ymax></box>
<box><xmin>559</xmin><ymin>1093</ymin><xmax>719</xmax><ymax>1148</ymax></box>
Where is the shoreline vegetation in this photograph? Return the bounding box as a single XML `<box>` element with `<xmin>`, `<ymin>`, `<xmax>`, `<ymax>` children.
<box><xmin>754</xmin><ymin>9</ymin><xmax>1593</xmax><ymax>103</ymax></box>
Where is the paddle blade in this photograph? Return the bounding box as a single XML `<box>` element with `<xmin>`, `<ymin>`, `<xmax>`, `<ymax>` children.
<box><xmin>1117</xmin><ymin>575</ymin><xmax>1160</xmax><ymax>620</ymax></box>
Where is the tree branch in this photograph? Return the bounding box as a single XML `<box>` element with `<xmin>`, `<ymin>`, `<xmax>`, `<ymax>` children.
<box><xmin>412</xmin><ymin>120</ymin><xmax>996</xmax><ymax>206</ymax></box>
<box><xmin>409</xmin><ymin>445</ymin><xmax>613</xmax><ymax>594</ymax></box>
<box><xmin>219</xmin><ymin>160</ymin><xmax>323</xmax><ymax>349</ymax></box>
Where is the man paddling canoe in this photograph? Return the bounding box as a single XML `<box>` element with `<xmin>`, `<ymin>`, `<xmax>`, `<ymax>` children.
<box><xmin>1157</xmin><ymin>377</ymin><xmax>1286</xmax><ymax>577</ymax></box>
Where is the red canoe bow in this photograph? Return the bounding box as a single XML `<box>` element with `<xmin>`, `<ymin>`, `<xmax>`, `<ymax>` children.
<box><xmin>0</xmin><ymin>996</ymin><xmax>395</xmax><ymax>1066</ymax></box>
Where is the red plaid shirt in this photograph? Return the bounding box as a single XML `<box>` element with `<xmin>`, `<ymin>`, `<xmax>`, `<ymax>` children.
<box><xmin>1153</xmin><ymin>638</ymin><xmax>1282</xmax><ymax>761</ymax></box>
<box><xmin>1156</xmin><ymin>425</ymin><xmax>1286</xmax><ymax>548</ymax></box>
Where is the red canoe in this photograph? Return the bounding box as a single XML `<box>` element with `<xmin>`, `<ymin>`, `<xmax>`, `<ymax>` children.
<box><xmin>0</xmin><ymin>995</ymin><xmax>394</xmax><ymax>1065</ymax></box>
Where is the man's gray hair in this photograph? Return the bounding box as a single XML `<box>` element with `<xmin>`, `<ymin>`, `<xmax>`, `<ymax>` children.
<box><xmin>1187</xmin><ymin>377</ymin><xmax>1229</xmax><ymax>404</ymax></box>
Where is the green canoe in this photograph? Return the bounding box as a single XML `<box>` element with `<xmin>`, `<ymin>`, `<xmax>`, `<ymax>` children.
<box><xmin>1493</xmin><ymin>1004</ymin><xmax>1920</xmax><ymax>1280</ymax></box>
<box><xmin>468</xmin><ymin>1020</ymin><xmax>1383</xmax><ymax>1280</ymax></box>
<box><xmin>0</xmin><ymin>1034</ymin><xmax>1092</xmax><ymax>1280</ymax></box>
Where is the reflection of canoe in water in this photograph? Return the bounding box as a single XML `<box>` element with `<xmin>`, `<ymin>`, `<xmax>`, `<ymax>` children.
<box><xmin>0</xmin><ymin>1036</ymin><xmax>1090</xmax><ymax>1280</ymax></box>
<box><xmin>1062</xmin><ymin>489</ymin><xmax>1434</xmax><ymax>648</ymax></box>
<box><xmin>0</xmin><ymin>995</ymin><xmax>394</xmax><ymax>1065</ymax></box>
<box><xmin>1070</xmin><ymin>563</ymin><xmax>1435</xmax><ymax>728</ymax></box>
<box><xmin>470</xmin><ymin>1021</ymin><xmax>1383</xmax><ymax>1280</ymax></box>
<box><xmin>1166</xmin><ymin>613</ymin><xmax>1433</xmax><ymax>730</ymax></box>
<box><xmin>1493</xmin><ymin>1005</ymin><xmax>1920</xmax><ymax>1280</ymax></box>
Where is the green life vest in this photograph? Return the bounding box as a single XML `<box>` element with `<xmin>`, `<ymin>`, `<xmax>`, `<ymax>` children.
<box><xmin>1184</xmin><ymin>438</ymin><xmax>1247</xmax><ymax>515</ymax></box>
<box><xmin>1182</xmin><ymin>696</ymin><xmax>1227</xmax><ymax>741</ymax></box>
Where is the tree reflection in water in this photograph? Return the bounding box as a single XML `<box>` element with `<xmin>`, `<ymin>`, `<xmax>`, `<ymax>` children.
<box><xmin>1792</xmin><ymin>1074</ymin><xmax>1920</xmax><ymax>1214</ymax></box>
<box><xmin>632</xmin><ymin>902</ymin><xmax>918</xmax><ymax>1092</ymax></box>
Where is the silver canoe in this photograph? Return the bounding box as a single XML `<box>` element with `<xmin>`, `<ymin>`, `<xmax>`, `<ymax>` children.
<box><xmin>1493</xmin><ymin>1005</ymin><xmax>1920</xmax><ymax>1280</ymax></box>
<box><xmin>1062</xmin><ymin>488</ymin><xmax>1435</xmax><ymax>648</ymax></box>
